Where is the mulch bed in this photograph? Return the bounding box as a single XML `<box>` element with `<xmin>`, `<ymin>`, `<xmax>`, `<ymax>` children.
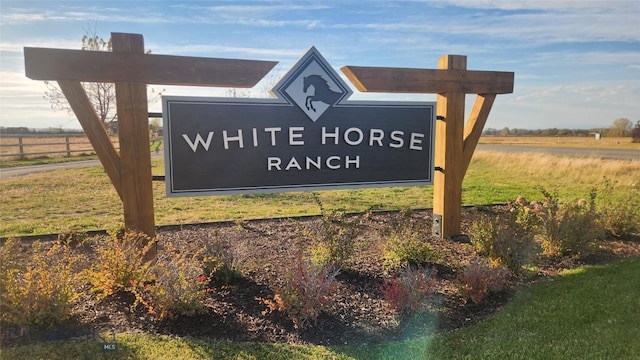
<box><xmin>3</xmin><ymin>206</ymin><xmax>639</xmax><ymax>346</ymax></box>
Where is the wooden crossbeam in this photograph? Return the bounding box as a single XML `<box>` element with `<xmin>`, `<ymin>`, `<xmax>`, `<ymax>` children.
<box><xmin>342</xmin><ymin>58</ymin><xmax>514</xmax><ymax>238</ymax></box>
<box><xmin>23</xmin><ymin>32</ymin><xmax>278</xmax><ymax>252</ymax></box>
<box><xmin>24</xmin><ymin>47</ymin><xmax>277</xmax><ymax>87</ymax></box>
<box><xmin>342</xmin><ymin>66</ymin><xmax>514</xmax><ymax>94</ymax></box>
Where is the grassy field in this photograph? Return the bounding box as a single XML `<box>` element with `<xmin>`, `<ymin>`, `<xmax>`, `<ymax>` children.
<box><xmin>3</xmin><ymin>256</ymin><xmax>638</xmax><ymax>359</ymax></box>
<box><xmin>479</xmin><ymin>135</ymin><xmax>639</xmax><ymax>150</ymax></box>
<box><xmin>1</xmin><ymin>137</ymin><xmax>639</xmax><ymax>358</ymax></box>
<box><xmin>1</xmin><ymin>146</ymin><xmax>638</xmax><ymax>237</ymax></box>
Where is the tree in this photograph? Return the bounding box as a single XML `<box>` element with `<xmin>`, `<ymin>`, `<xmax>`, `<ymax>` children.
<box><xmin>608</xmin><ymin>118</ymin><xmax>632</xmax><ymax>137</ymax></box>
<box><xmin>149</xmin><ymin>118</ymin><xmax>161</xmax><ymax>138</ymax></box>
<box><xmin>43</xmin><ymin>27</ymin><xmax>162</xmax><ymax>134</ymax></box>
<box><xmin>632</xmin><ymin>121</ymin><xmax>640</xmax><ymax>143</ymax></box>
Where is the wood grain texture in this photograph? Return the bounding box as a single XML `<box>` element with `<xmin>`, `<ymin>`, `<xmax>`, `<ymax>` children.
<box><xmin>341</xmin><ymin>66</ymin><xmax>514</xmax><ymax>94</ymax></box>
<box><xmin>57</xmin><ymin>80</ymin><xmax>122</xmax><ymax>199</ymax></box>
<box><xmin>462</xmin><ymin>94</ymin><xmax>496</xmax><ymax>175</ymax></box>
<box><xmin>433</xmin><ymin>55</ymin><xmax>467</xmax><ymax>237</ymax></box>
<box><xmin>112</xmin><ymin>33</ymin><xmax>156</xmax><ymax>249</ymax></box>
<box><xmin>24</xmin><ymin>47</ymin><xmax>278</xmax><ymax>87</ymax></box>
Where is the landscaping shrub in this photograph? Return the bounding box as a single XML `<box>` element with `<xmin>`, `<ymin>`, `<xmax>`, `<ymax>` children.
<box><xmin>261</xmin><ymin>254</ymin><xmax>341</xmax><ymax>329</ymax></box>
<box><xmin>537</xmin><ymin>188</ymin><xmax>605</xmax><ymax>256</ymax></box>
<box><xmin>131</xmin><ymin>244</ymin><xmax>210</xmax><ymax>320</ymax></box>
<box><xmin>382</xmin><ymin>222</ymin><xmax>439</xmax><ymax>273</ymax></box>
<box><xmin>469</xmin><ymin>203</ymin><xmax>538</xmax><ymax>273</ymax></box>
<box><xmin>379</xmin><ymin>265</ymin><xmax>438</xmax><ymax>315</ymax></box>
<box><xmin>0</xmin><ymin>239</ymin><xmax>78</xmax><ymax>329</ymax></box>
<box><xmin>307</xmin><ymin>212</ymin><xmax>360</xmax><ymax>268</ymax></box>
<box><xmin>201</xmin><ymin>235</ymin><xmax>244</xmax><ymax>285</ymax></box>
<box><xmin>458</xmin><ymin>258</ymin><xmax>511</xmax><ymax>304</ymax></box>
<box><xmin>597</xmin><ymin>178</ymin><xmax>640</xmax><ymax>237</ymax></box>
<box><xmin>82</xmin><ymin>230</ymin><xmax>155</xmax><ymax>299</ymax></box>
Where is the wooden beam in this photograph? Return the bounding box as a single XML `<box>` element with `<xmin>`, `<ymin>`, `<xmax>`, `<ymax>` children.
<box><xmin>57</xmin><ymin>80</ymin><xmax>122</xmax><ymax>199</ymax></box>
<box><xmin>462</xmin><ymin>94</ymin><xmax>496</xmax><ymax>176</ymax></box>
<box><xmin>112</xmin><ymin>34</ymin><xmax>156</xmax><ymax>250</ymax></box>
<box><xmin>433</xmin><ymin>55</ymin><xmax>467</xmax><ymax>237</ymax></box>
<box><xmin>341</xmin><ymin>66</ymin><xmax>514</xmax><ymax>94</ymax></box>
<box><xmin>24</xmin><ymin>46</ymin><xmax>278</xmax><ymax>87</ymax></box>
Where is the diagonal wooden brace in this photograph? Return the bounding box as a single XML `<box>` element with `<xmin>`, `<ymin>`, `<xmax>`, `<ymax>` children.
<box><xmin>24</xmin><ymin>32</ymin><xmax>279</xmax><ymax>259</ymax></box>
<box><xmin>342</xmin><ymin>58</ymin><xmax>514</xmax><ymax>237</ymax></box>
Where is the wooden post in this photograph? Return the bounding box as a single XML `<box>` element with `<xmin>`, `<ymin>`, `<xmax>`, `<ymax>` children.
<box><xmin>111</xmin><ymin>34</ymin><xmax>155</xmax><ymax>233</ymax></box>
<box><xmin>342</xmin><ymin>58</ymin><xmax>514</xmax><ymax>238</ymax></box>
<box><xmin>433</xmin><ymin>55</ymin><xmax>466</xmax><ymax>237</ymax></box>
<box><xmin>65</xmin><ymin>136</ymin><xmax>71</xmax><ymax>157</ymax></box>
<box><xmin>111</xmin><ymin>33</ymin><xmax>156</xmax><ymax>259</ymax></box>
<box><xmin>18</xmin><ymin>136</ymin><xmax>24</xmax><ymax>160</ymax></box>
<box><xmin>24</xmin><ymin>32</ymin><xmax>278</xmax><ymax>261</ymax></box>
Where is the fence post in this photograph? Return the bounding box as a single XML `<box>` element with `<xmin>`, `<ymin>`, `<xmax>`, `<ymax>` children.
<box><xmin>18</xmin><ymin>136</ymin><xmax>24</xmax><ymax>160</ymax></box>
<box><xmin>65</xmin><ymin>136</ymin><xmax>71</xmax><ymax>157</ymax></box>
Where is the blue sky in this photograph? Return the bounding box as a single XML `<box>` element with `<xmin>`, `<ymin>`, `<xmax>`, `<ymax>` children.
<box><xmin>1</xmin><ymin>0</ymin><xmax>638</xmax><ymax>130</ymax></box>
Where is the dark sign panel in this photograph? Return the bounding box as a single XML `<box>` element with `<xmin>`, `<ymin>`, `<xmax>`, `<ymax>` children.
<box><xmin>163</xmin><ymin>47</ymin><xmax>435</xmax><ymax>197</ymax></box>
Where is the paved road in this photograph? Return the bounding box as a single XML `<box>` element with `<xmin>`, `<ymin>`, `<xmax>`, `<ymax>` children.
<box><xmin>0</xmin><ymin>159</ymin><xmax>103</xmax><ymax>179</ymax></box>
<box><xmin>1</xmin><ymin>146</ymin><xmax>637</xmax><ymax>180</ymax></box>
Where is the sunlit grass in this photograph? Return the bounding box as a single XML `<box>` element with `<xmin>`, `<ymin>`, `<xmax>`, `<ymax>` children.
<box><xmin>468</xmin><ymin>151</ymin><xmax>639</xmax><ymax>202</ymax></box>
<box><xmin>3</xmin><ymin>257</ymin><xmax>638</xmax><ymax>359</ymax></box>
<box><xmin>479</xmin><ymin>136</ymin><xmax>640</xmax><ymax>150</ymax></box>
<box><xmin>1</xmin><ymin>150</ymin><xmax>638</xmax><ymax>237</ymax></box>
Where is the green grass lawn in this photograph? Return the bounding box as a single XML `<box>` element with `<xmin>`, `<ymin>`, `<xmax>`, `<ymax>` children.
<box><xmin>1</xmin><ymin>145</ymin><xmax>639</xmax><ymax>358</ymax></box>
<box><xmin>2</xmin><ymin>151</ymin><xmax>638</xmax><ymax>237</ymax></box>
<box><xmin>3</xmin><ymin>256</ymin><xmax>638</xmax><ymax>359</ymax></box>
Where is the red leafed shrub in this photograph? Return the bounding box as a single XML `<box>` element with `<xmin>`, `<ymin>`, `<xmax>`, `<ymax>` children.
<box><xmin>260</xmin><ymin>254</ymin><xmax>341</xmax><ymax>329</ymax></box>
<box><xmin>458</xmin><ymin>258</ymin><xmax>511</xmax><ymax>304</ymax></box>
<box><xmin>379</xmin><ymin>266</ymin><xmax>438</xmax><ymax>315</ymax></box>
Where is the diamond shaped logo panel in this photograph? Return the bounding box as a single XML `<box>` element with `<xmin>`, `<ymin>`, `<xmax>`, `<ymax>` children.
<box><xmin>273</xmin><ymin>47</ymin><xmax>352</xmax><ymax>122</ymax></box>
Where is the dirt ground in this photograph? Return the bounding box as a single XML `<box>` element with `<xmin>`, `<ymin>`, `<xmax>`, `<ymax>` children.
<box><xmin>4</xmin><ymin>206</ymin><xmax>640</xmax><ymax>346</ymax></box>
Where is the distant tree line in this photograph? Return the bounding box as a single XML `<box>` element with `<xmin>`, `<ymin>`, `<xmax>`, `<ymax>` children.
<box><xmin>482</xmin><ymin>127</ymin><xmax>597</xmax><ymax>136</ymax></box>
<box><xmin>484</xmin><ymin>118</ymin><xmax>638</xmax><ymax>139</ymax></box>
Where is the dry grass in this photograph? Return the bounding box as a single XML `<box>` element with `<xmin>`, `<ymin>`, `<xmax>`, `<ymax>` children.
<box><xmin>472</xmin><ymin>150</ymin><xmax>639</xmax><ymax>188</ymax></box>
<box><xmin>479</xmin><ymin>136</ymin><xmax>639</xmax><ymax>150</ymax></box>
<box><xmin>1</xmin><ymin>140</ymin><xmax>638</xmax><ymax>238</ymax></box>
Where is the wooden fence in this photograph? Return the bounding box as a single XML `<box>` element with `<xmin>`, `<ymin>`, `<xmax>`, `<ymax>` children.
<box><xmin>0</xmin><ymin>134</ymin><xmax>120</xmax><ymax>160</ymax></box>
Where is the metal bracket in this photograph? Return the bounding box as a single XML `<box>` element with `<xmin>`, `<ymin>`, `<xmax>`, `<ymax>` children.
<box><xmin>433</xmin><ymin>214</ymin><xmax>442</xmax><ymax>237</ymax></box>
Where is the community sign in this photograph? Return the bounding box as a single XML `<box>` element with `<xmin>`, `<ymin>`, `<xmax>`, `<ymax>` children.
<box><xmin>163</xmin><ymin>47</ymin><xmax>435</xmax><ymax>196</ymax></box>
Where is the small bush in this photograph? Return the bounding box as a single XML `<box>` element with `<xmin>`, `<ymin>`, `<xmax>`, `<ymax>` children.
<box><xmin>307</xmin><ymin>212</ymin><xmax>360</xmax><ymax>268</ymax></box>
<box><xmin>537</xmin><ymin>188</ymin><xmax>605</xmax><ymax>256</ymax></box>
<box><xmin>131</xmin><ymin>244</ymin><xmax>210</xmax><ymax>320</ymax></box>
<box><xmin>597</xmin><ymin>178</ymin><xmax>640</xmax><ymax>237</ymax></box>
<box><xmin>261</xmin><ymin>255</ymin><xmax>340</xmax><ymax>329</ymax></box>
<box><xmin>458</xmin><ymin>258</ymin><xmax>511</xmax><ymax>304</ymax></box>
<box><xmin>469</xmin><ymin>203</ymin><xmax>538</xmax><ymax>273</ymax></box>
<box><xmin>82</xmin><ymin>230</ymin><xmax>155</xmax><ymax>299</ymax></box>
<box><xmin>379</xmin><ymin>266</ymin><xmax>438</xmax><ymax>315</ymax></box>
<box><xmin>383</xmin><ymin>224</ymin><xmax>439</xmax><ymax>273</ymax></box>
<box><xmin>0</xmin><ymin>239</ymin><xmax>78</xmax><ymax>328</ymax></box>
<box><xmin>201</xmin><ymin>236</ymin><xmax>244</xmax><ymax>285</ymax></box>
